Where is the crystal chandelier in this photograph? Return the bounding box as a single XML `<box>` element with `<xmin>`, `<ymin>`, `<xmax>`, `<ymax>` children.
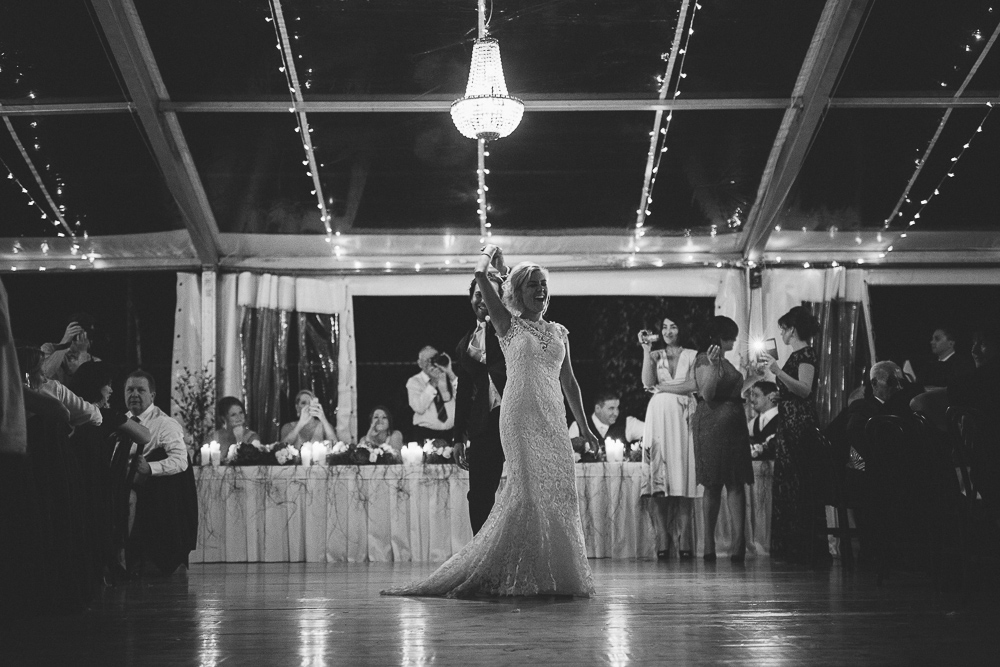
<box><xmin>451</xmin><ymin>2</ymin><xmax>523</xmax><ymax>141</ymax></box>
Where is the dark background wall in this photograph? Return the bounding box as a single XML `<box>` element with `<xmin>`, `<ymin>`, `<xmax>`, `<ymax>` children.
<box><xmin>3</xmin><ymin>271</ymin><xmax>177</xmax><ymax>412</ymax></box>
<box><xmin>353</xmin><ymin>293</ymin><xmax>715</xmax><ymax>441</ymax></box>
<box><xmin>869</xmin><ymin>284</ymin><xmax>1000</xmax><ymax>378</ymax></box>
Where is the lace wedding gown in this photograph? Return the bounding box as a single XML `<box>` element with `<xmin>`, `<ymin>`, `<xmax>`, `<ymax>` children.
<box><xmin>382</xmin><ymin>316</ymin><xmax>595</xmax><ymax>598</ymax></box>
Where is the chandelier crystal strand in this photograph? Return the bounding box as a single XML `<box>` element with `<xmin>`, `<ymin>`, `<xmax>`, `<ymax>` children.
<box><xmin>451</xmin><ymin>1</ymin><xmax>523</xmax><ymax>141</ymax></box>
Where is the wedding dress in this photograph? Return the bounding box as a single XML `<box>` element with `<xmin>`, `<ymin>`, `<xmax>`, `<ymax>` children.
<box><xmin>382</xmin><ymin>316</ymin><xmax>595</xmax><ymax>597</ymax></box>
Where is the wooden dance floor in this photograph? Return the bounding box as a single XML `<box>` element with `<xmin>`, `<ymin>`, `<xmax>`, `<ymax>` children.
<box><xmin>4</xmin><ymin>560</ymin><xmax>998</xmax><ymax>665</ymax></box>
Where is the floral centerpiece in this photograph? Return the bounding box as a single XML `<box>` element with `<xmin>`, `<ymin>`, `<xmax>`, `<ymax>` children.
<box><xmin>354</xmin><ymin>442</ymin><xmax>401</xmax><ymax>465</ymax></box>
<box><xmin>228</xmin><ymin>442</ymin><xmax>282</xmax><ymax>466</ymax></box>
<box><xmin>423</xmin><ymin>439</ymin><xmax>454</xmax><ymax>464</ymax></box>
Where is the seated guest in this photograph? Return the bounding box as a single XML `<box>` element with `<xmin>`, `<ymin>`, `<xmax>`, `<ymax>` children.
<box><xmin>214</xmin><ymin>396</ymin><xmax>262</xmax><ymax>449</ymax></box>
<box><xmin>920</xmin><ymin>326</ymin><xmax>975</xmax><ymax>390</ymax></box>
<box><xmin>747</xmin><ymin>381</ymin><xmax>780</xmax><ymax>460</ymax></box>
<box><xmin>407</xmin><ymin>346</ymin><xmax>458</xmax><ymax>442</ymax></box>
<box><xmin>126</xmin><ymin>370</ymin><xmax>197</xmax><ymax>575</ymax></box>
<box><xmin>280</xmin><ymin>389</ymin><xmax>336</xmax><ymax>446</ymax></box>
<box><xmin>41</xmin><ymin>312</ymin><xmax>101</xmax><ymax>386</ymax></box>
<box><xmin>568</xmin><ymin>391</ymin><xmax>644</xmax><ymax>451</ymax></box>
<box><xmin>18</xmin><ymin>345</ymin><xmax>102</xmax><ymax>428</ymax></box>
<box><xmin>846</xmin><ymin>361</ymin><xmax>921</xmax><ymax>467</ymax></box>
<box><xmin>358</xmin><ymin>405</ymin><xmax>404</xmax><ymax>454</ymax></box>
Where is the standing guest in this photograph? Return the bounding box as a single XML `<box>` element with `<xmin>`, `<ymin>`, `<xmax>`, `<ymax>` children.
<box><xmin>359</xmin><ymin>405</ymin><xmax>405</xmax><ymax>454</ymax></box>
<box><xmin>949</xmin><ymin>327</ymin><xmax>1000</xmax><ymax>524</ymax></box>
<box><xmin>919</xmin><ymin>326</ymin><xmax>975</xmax><ymax>389</ymax></box>
<box><xmin>126</xmin><ymin>370</ymin><xmax>197</xmax><ymax>575</ymax></box>
<box><xmin>407</xmin><ymin>346</ymin><xmax>458</xmax><ymax>443</ymax></box>
<box><xmin>638</xmin><ymin>317</ymin><xmax>700</xmax><ymax>560</ymax></box>
<box><xmin>214</xmin><ymin>396</ymin><xmax>262</xmax><ymax>449</ymax></box>
<box><xmin>41</xmin><ymin>313</ymin><xmax>101</xmax><ymax>385</ymax></box>
<box><xmin>692</xmin><ymin>316</ymin><xmax>754</xmax><ymax>562</ymax></box>
<box><xmin>761</xmin><ymin>305</ymin><xmax>826</xmax><ymax>566</ymax></box>
<box><xmin>747</xmin><ymin>381</ymin><xmax>781</xmax><ymax>461</ymax></box>
<box><xmin>18</xmin><ymin>345</ymin><xmax>102</xmax><ymax>428</ymax></box>
<box><xmin>568</xmin><ymin>391</ymin><xmax>645</xmax><ymax>447</ymax></box>
<box><xmin>70</xmin><ymin>361</ymin><xmax>151</xmax><ymax>586</ymax></box>
<box><xmin>453</xmin><ymin>274</ymin><xmax>507</xmax><ymax>535</ymax></box>
<box><xmin>280</xmin><ymin>389</ymin><xmax>336</xmax><ymax>446</ymax></box>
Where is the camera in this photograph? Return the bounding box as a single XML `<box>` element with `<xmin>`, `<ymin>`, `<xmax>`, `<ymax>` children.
<box><xmin>639</xmin><ymin>331</ymin><xmax>660</xmax><ymax>345</ymax></box>
<box><xmin>432</xmin><ymin>352</ymin><xmax>451</xmax><ymax>367</ymax></box>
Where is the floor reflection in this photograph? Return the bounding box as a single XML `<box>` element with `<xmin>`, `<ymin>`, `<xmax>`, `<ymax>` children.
<box><xmin>197</xmin><ymin>603</ymin><xmax>222</xmax><ymax>667</ymax></box>
<box><xmin>605</xmin><ymin>601</ymin><xmax>631</xmax><ymax>666</ymax></box>
<box><xmin>399</xmin><ymin>599</ymin><xmax>429</xmax><ymax>666</ymax></box>
<box><xmin>298</xmin><ymin>599</ymin><xmax>331</xmax><ymax>667</ymax></box>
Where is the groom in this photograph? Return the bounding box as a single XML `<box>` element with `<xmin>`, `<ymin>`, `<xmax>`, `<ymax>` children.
<box><xmin>453</xmin><ymin>272</ymin><xmax>507</xmax><ymax>535</ymax></box>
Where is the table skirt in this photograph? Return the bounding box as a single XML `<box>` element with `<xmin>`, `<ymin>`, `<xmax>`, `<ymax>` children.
<box><xmin>191</xmin><ymin>461</ymin><xmax>774</xmax><ymax>563</ymax></box>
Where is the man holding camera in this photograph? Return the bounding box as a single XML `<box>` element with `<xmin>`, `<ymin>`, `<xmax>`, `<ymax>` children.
<box><xmin>407</xmin><ymin>345</ymin><xmax>458</xmax><ymax>442</ymax></box>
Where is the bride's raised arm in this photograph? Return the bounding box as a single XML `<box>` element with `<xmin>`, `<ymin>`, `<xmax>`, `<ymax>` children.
<box><xmin>474</xmin><ymin>244</ymin><xmax>512</xmax><ymax>337</ymax></box>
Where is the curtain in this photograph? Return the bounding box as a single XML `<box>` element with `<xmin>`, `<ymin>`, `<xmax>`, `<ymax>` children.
<box><xmin>291</xmin><ymin>312</ymin><xmax>340</xmax><ymax>428</ymax></box>
<box><xmin>240</xmin><ymin>305</ymin><xmax>290</xmax><ymax>443</ymax></box>
<box><xmin>807</xmin><ymin>298</ymin><xmax>866</xmax><ymax>427</ymax></box>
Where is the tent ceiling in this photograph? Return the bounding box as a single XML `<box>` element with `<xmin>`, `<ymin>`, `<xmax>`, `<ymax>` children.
<box><xmin>1</xmin><ymin>0</ymin><xmax>998</xmax><ymax>272</ymax></box>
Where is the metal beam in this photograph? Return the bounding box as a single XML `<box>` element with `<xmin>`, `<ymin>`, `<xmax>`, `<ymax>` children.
<box><xmin>3</xmin><ymin>96</ymin><xmax>998</xmax><ymax>118</ymax></box>
<box><xmin>88</xmin><ymin>0</ymin><xmax>221</xmax><ymax>267</ymax></box>
<box><xmin>739</xmin><ymin>0</ymin><xmax>871</xmax><ymax>261</ymax></box>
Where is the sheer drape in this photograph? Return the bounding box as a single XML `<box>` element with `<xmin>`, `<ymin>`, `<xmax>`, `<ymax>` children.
<box><xmin>291</xmin><ymin>312</ymin><xmax>340</xmax><ymax>426</ymax></box>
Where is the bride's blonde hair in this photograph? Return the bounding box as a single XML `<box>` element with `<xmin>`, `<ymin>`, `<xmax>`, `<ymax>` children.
<box><xmin>502</xmin><ymin>262</ymin><xmax>550</xmax><ymax>316</ymax></box>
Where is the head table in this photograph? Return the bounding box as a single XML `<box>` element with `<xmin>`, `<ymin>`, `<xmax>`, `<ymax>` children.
<box><xmin>192</xmin><ymin>462</ymin><xmax>776</xmax><ymax>563</ymax></box>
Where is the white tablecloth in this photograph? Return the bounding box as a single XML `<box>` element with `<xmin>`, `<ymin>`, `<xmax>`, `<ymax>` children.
<box><xmin>191</xmin><ymin>461</ymin><xmax>773</xmax><ymax>563</ymax></box>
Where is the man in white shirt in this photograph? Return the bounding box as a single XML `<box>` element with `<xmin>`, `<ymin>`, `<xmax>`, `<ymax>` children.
<box><xmin>407</xmin><ymin>346</ymin><xmax>458</xmax><ymax>442</ymax></box>
<box><xmin>568</xmin><ymin>391</ymin><xmax>644</xmax><ymax>450</ymax></box>
<box><xmin>126</xmin><ymin>370</ymin><xmax>196</xmax><ymax>575</ymax></box>
<box><xmin>127</xmin><ymin>371</ymin><xmax>188</xmax><ymax>478</ymax></box>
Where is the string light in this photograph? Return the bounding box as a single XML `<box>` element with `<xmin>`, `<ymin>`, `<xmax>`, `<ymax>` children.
<box><xmin>266</xmin><ymin>0</ymin><xmax>332</xmax><ymax>236</ymax></box>
<box><xmin>0</xmin><ymin>49</ymin><xmax>80</xmax><ymax>240</ymax></box>
<box><xmin>883</xmin><ymin>14</ymin><xmax>1000</xmax><ymax>231</ymax></box>
<box><xmin>632</xmin><ymin>0</ymin><xmax>702</xmax><ymax>246</ymax></box>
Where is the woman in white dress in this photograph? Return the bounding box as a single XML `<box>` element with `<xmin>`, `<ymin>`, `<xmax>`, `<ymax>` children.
<box><xmin>382</xmin><ymin>245</ymin><xmax>600</xmax><ymax>598</ymax></box>
<box><xmin>639</xmin><ymin>317</ymin><xmax>701</xmax><ymax>559</ymax></box>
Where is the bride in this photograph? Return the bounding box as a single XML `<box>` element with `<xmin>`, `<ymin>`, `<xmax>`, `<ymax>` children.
<box><xmin>382</xmin><ymin>245</ymin><xmax>600</xmax><ymax>598</ymax></box>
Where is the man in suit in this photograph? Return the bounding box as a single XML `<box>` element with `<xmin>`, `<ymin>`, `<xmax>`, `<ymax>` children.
<box><xmin>747</xmin><ymin>380</ymin><xmax>781</xmax><ymax>460</ymax></box>
<box><xmin>921</xmin><ymin>326</ymin><xmax>975</xmax><ymax>389</ymax></box>
<box><xmin>846</xmin><ymin>361</ymin><xmax>922</xmax><ymax>466</ymax></box>
<box><xmin>453</xmin><ymin>272</ymin><xmax>507</xmax><ymax>535</ymax></box>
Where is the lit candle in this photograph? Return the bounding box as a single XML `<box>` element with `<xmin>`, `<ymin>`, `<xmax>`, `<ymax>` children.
<box><xmin>301</xmin><ymin>442</ymin><xmax>313</xmax><ymax>466</ymax></box>
<box><xmin>606</xmin><ymin>439</ymin><xmax>625</xmax><ymax>463</ymax></box>
<box><xmin>200</xmin><ymin>443</ymin><xmax>211</xmax><ymax>467</ymax></box>
<box><xmin>314</xmin><ymin>441</ymin><xmax>328</xmax><ymax>465</ymax></box>
<box><xmin>402</xmin><ymin>442</ymin><xmax>422</xmax><ymax>465</ymax></box>
<box><xmin>209</xmin><ymin>440</ymin><xmax>221</xmax><ymax>466</ymax></box>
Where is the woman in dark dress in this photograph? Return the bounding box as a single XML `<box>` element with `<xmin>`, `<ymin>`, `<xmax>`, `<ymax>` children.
<box><xmin>762</xmin><ymin>306</ymin><xmax>826</xmax><ymax>565</ymax></box>
<box><xmin>692</xmin><ymin>316</ymin><xmax>754</xmax><ymax>562</ymax></box>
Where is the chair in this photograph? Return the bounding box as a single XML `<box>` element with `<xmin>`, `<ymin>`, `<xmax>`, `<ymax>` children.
<box><xmin>107</xmin><ymin>432</ymin><xmax>140</xmax><ymax>580</ymax></box>
<box><xmin>945</xmin><ymin>406</ymin><xmax>987</xmax><ymax>504</ymax></box>
<box><xmin>863</xmin><ymin>414</ymin><xmax>964</xmax><ymax>586</ymax></box>
<box><xmin>809</xmin><ymin>427</ymin><xmax>859</xmax><ymax>569</ymax></box>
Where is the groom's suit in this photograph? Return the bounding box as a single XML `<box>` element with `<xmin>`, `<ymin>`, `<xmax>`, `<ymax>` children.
<box><xmin>454</xmin><ymin>320</ymin><xmax>507</xmax><ymax>535</ymax></box>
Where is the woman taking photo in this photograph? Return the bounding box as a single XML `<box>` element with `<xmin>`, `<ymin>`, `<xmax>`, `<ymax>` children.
<box><xmin>639</xmin><ymin>317</ymin><xmax>700</xmax><ymax>560</ymax></box>
<box><xmin>692</xmin><ymin>316</ymin><xmax>753</xmax><ymax>562</ymax></box>
<box><xmin>761</xmin><ymin>305</ymin><xmax>825</xmax><ymax>565</ymax></box>
<box><xmin>358</xmin><ymin>405</ymin><xmax>404</xmax><ymax>454</ymax></box>
<box><xmin>280</xmin><ymin>389</ymin><xmax>336</xmax><ymax>446</ymax></box>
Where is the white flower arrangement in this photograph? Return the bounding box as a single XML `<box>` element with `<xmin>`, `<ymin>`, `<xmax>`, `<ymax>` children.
<box><xmin>331</xmin><ymin>441</ymin><xmax>349</xmax><ymax>456</ymax></box>
<box><xmin>226</xmin><ymin>444</ymin><xmax>239</xmax><ymax>463</ymax></box>
<box><xmin>275</xmin><ymin>446</ymin><xmax>298</xmax><ymax>465</ymax></box>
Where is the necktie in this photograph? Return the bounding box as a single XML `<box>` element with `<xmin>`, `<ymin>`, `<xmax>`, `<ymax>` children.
<box><xmin>433</xmin><ymin>378</ymin><xmax>451</xmax><ymax>422</ymax></box>
<box><xmin>131</xmin><ymin>415</ymin><xmax>141</xmax><ymax>424</ymax></box>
